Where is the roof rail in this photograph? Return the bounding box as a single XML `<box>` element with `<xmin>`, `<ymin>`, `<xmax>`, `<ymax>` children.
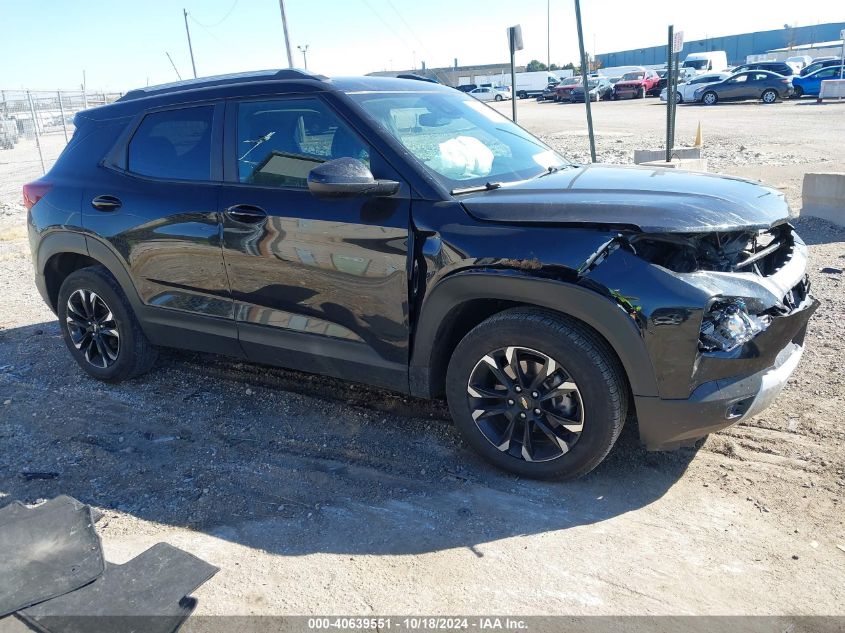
<box><xmin>118</xmin><ymin>68</ymin><xmax>327</xmax><ymax>102</ymax></box>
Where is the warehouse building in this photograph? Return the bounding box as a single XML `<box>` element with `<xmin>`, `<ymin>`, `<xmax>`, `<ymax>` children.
<box><xmin>369</xmin><ymin>63</ymin><xmax>524</xmax><ymax>87</ymax></box>
<box><xmin>596</xmin><ymin>22</ymin><xmax>845</xmax><ymax>68</ymax></box>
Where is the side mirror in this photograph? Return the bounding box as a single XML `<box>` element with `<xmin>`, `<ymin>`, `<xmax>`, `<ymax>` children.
<box><xmin>307</xmin><ymin>158</ymin><xmax>399</xmax><ymax>199</ymax></box>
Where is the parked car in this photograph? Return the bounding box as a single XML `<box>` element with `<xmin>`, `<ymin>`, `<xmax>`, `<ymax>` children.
<box><xmin>538</xmin><ymin>83</ymin><xmax>560</xmax><ymax>101</ymax></box>
<box><xmin>0</xmin><ymin>116</ymin><xmax>19</xmax><ymax>149</ymax></box>
<box><xmin>612</xmin><ymin>68</ymin><xmax>661</xmax><ymax>99</ymax></box>
<box><xmin>660</xmin><ymin>72</ymin><xmax>730</xmax><ymax>103</ymax></box>
<box><xmin>554</xmin><ymin>76</ymin><xmax>581</xmax><ymax>102</ymax></box>
<box><xmin>25</xmin><ymin>70</ymin><xmax>817</xmax><ymax>480</ymax></box>
<box><xmin>469</xmin><ymin>86</ymin><xmax>511</xmax><ymax>102</ymax></box>
<box><xmin>694</xmin><ymin>70</ymin><xmax>793</xmax><ymax>105</ymax></box>
<box><xmin>456</xmin><ymin>84</ymin><xmax>477</xmax><ymax>93</ymax></box>
<box><xmin>800</xmin><ymin>58</ymin><xmax>843</xmax><ymax>77</ymax></box>
<box><xmin>729</xmin><ymin>61</ymin><xmax>795</xmax><ymax>77</ymax></box>
<box><xmin>570</xmin><ymin>77</ymin><xmax>613</xmax><ymax>102</ymax></box>
<box><xmin>647</xmin><ymin>69</ymin><xmax>669</xmax><ymax>97</ymax></box>
<box><xmin>792</xmin><ymin>65</ymin><xmax>845</xmax><ymax>97</ymax></box>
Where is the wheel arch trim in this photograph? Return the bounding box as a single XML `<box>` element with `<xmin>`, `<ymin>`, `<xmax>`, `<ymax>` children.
<box><xmin>37</xmin><ymin>230</ymin><xmax>145</xmax><ymax>314</ymax></box>
<box><xmin>410</xmin><ymin>270</ymin><xmax>659</xmax><ymax>398</ymax></box>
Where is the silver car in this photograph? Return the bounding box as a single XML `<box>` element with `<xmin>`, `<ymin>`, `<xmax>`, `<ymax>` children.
<box><xmin>660</xmin><ymin>72</ymin><xmax>730</xmax><ymax>103</ymax></box>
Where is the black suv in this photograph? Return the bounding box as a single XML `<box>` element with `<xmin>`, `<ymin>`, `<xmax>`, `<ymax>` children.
<box><xmin>25</xmin><ymin>70</ymin><xmax>817</xmax><ymax>479</ymax></box>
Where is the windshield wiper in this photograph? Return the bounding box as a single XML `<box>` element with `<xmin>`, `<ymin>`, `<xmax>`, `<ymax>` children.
<box><xmin>450</xmin><ymin>182</ymin><xmax>503</xmax><ymax>195</ymax></box>
<box><xmin>534</xmin><ymin>164</ymin><xmax>577</xmax><ymax>179</ymax></box>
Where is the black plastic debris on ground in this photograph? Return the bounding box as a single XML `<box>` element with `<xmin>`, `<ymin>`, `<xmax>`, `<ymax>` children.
<box><xmin>0</xmin><ymin>496</ymin><xmax>104</xmax><ymax>617</ymax></box>
<box><xmin>19</xmin><ymin>543</ymin><xmax>219</xmax><ymax>633</ymax></box>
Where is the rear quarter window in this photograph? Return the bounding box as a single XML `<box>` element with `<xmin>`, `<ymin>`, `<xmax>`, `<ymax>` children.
<box><xmin>128</xmin><ymin>106</ymin><xmax>213</xmax><ymax>181</ymax></box>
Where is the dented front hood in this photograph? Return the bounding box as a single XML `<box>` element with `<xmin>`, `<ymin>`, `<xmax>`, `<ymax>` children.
<box><xmin>459</xmin><ymin>164</ymin><xmax>790</xmax><ymax>233</ymax></box>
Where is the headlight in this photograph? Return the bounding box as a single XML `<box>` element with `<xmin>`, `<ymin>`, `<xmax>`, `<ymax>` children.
<box><xmin>699</xmin><ymin>299</ymin><xmax>771</xmax><ymax>352</ymax></box>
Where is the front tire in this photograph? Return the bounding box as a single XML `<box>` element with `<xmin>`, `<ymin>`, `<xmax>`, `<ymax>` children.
<box><xmin>58</xmin><ymin>266</ymin><xmax>157</xmax><ymax>383</ymax></box>
<box><xmin>495</xmin><ymin>94</ymin><xmax>503</xmax><ymax>102</ymax></box>
<box><xmin>702</xmin><ymin>91</ymin><xmax>718</xmax><ymax>105</ymax></box>
<box><xmin>446</xmin><ymin>308</ymin><xmax>627</xmax><ymax>480</ymax></box>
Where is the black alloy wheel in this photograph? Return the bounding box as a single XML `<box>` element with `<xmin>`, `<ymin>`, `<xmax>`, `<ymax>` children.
<box><xmin>466</xmin><ymin>345</ymin><xmax>585</xmax><ymax>463</ymax></box>
<box><xmin>65</xmin><ymin>289</ymin><xmax>120</xmax><ymax>369</ymax></box>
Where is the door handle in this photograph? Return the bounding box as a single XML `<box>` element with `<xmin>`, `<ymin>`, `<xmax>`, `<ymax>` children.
<box><xmin>91</xmin><ymin>195</ymin><xmax>122</xmax><ymax>212</ymax></box>
<box><xmin>225</xmin><ymin>204</ymin><xmax>267</xmax><ymax>224</ymax></box>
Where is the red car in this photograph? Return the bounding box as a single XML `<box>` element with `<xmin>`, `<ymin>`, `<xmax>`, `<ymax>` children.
<box><xmin>612</xmin><ymin>68</ymin><xmax>661</xmax><ymax>100</ymax></box>
<box><xmin>554</xmin><ymin>76</ymin><xmax>582</xmax><ymax>102</ymax></box>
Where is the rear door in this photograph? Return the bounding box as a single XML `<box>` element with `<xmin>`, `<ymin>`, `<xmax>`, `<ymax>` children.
<box><xmin>218</xmin><ymin>94</ymin><xmax>412</xmax><ymax>389</ymax></box>
<box><xmin>85</xmin><ymin>102</ymin><xmax>239</xmax><ymax>353</ymax></box>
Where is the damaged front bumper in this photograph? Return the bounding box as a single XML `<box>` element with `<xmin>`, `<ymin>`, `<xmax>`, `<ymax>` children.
<box><xmin>578</xmin><ymin>223</ymin><xmax>819</xmax><ymax>450</ymax></box>
<box><xmin>634</xmin><ymin>295</ymin><xmax>818</xmax><ymax>450</ymax></box>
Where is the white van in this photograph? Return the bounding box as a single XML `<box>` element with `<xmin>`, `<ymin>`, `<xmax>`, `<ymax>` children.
<box><xmin>681</xmin><ymin>51</ymin><xmax>728</xmax><ymax>77</ymax></box>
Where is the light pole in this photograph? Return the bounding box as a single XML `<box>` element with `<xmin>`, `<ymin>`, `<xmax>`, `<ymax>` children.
<box><xmin>298</xmin><ymin>44</ymin><xmax>309</xmax><ymax>70</ymax></box>
<box><xmin>278</xmin><ymin>0</ymin><xmax>294</xmax><ymax>68</ymax></box>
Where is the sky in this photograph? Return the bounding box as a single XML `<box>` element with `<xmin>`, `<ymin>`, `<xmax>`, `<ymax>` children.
<box><xmin>1</xmin><ymin>0</ymin><xmax>842</xmax><ymax>92</ymax></box>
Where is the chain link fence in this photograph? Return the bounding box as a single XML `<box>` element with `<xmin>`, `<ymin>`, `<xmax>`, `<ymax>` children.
<box><xmin>0</xmin><ymin>90</ymin><xmax>122</xmax><ymax>203</ymax></box>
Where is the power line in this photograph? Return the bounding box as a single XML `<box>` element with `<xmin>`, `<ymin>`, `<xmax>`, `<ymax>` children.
<box><xmin>188</xmin><ymin>0</ymin><xmax>241</xmax><ymax>28</ymax></box>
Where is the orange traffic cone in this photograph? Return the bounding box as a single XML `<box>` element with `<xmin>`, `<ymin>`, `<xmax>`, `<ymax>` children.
<box><xmin>693</xmin><ymin>122</ymin><xmax>703</xmax><ymax>148</ymax></box>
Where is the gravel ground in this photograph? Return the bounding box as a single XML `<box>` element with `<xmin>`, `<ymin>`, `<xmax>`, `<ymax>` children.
<box><xmin>0</xmin><ymin>97</ymin><xmax>843</xmax><ymax>620</ymax></box>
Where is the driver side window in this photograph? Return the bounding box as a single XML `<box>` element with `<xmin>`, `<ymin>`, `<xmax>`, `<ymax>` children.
<box><xmin>235</xmin><ymin>98</ymin><xmax>369</xmax><ymax>189</ymax></box>
<box><xmin>728</xmin><ymin>74</ymin><xmax>748</xmax><ymax>83</ymax></box>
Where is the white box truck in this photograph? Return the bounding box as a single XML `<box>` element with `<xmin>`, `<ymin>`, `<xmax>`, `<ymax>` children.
<box><xmin>473</xmin><ymin>71</ymin><xmax>567</xmax><ymax>98</ymax></box>
<box><xmin>681</xmin><ymin>51</ymin><xmax>728</xmax><ymax>78</ymax></box>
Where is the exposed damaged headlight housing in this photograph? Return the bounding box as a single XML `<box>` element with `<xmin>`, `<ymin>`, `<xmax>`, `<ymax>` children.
<box><xmin>699</xmin><ymin>300</ymin><xmax>771</xmax><ymax>352</ymax></box>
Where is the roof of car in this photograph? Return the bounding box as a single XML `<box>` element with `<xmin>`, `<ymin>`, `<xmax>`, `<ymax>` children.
<box><xmin>81</xmin><ymin>69</ymin><xmax>453</xmax><ymax>120</ymax></box>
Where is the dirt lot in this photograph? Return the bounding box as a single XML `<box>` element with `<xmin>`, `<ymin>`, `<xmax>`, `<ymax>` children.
<box><xmin>0</xmin><ymin>96</ymin><xmax>844</xmax><ymax>620</ymax></box>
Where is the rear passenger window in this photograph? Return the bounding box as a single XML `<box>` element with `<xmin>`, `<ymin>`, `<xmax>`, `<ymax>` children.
<box><xmin>128</xmin><ymin>106</ymin><xmax>214</xmax><ymax>181</ymax></box>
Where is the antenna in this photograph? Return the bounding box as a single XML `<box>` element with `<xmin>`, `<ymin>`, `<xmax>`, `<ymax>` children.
<box><xmin>166</xmin><ymin>52</ymin><xmax>183</xmax><ymax>81</ymax></box>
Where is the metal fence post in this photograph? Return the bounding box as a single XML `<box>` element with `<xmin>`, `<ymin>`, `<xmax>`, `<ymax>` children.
<box><xmin>665</xmin><ymin>26</ymin><xmax>675</xmax><ymax>162</ymax></box>
<box><xmin>27</xmin><ymin>91</ymin><xmax>46</xmax><ymax>174</ymax></box>
<box><xmin>57</xmin><ymin>90</ymin><xmax>69</xmax><ymax>143</ymax></box>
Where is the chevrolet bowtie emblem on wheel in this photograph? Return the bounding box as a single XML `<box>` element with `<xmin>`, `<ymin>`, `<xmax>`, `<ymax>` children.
<box><xmin>520</xmin><ymin>396</ymin><xmax>529</xmax><ymax>409</ymax></box>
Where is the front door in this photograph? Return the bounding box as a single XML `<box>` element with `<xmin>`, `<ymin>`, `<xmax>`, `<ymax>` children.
<box><xmin>219</xmin><ymin>95</ymin><xmax>412</xmax><ymax>390</ymax></box>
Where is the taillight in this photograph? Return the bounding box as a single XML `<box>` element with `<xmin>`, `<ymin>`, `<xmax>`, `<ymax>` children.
<box><xmin>22</xmin><ymin>182</ymin><xmax>52</xmax><ymax>211</ymax></box>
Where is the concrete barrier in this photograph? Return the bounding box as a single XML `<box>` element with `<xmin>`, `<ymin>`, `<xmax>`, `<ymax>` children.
<box><xmin>634</xmin><ymin>147</ymin><xmax>702</xmax><ymax>164</ymax></box>
<box><xmin>638</xmin><ymin>157</ymin><xmax>708</xmax><ymax>172</ymax></box>
<box><xmin>802</xmin><ymin>172</ymin><xmax>845</xmax><ymax>226</ymax></box>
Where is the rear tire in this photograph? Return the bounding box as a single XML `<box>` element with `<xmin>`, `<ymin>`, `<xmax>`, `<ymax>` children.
<box><xmin>446</xmin><ymin>308</ymin><xmax>627</xmax><ymax>480</ymax></box>
<box><xmin>57</xmin><ymin>266</ymin><xmax>157</xmax><ymax>383</ymax></box>
<box><xmin>495</xmin><ymin>94</ymin><xmax>503</xmax><ymax>102</ymax></box>
<box><xmin>761</xmin><ymin>89</ymin><xmax>778</xmax><ymax>104</ymax></box>
<box><xmin>793</xmin><ymin>85</ymin><xmax>803</xmax><ymax>98</ymax></box>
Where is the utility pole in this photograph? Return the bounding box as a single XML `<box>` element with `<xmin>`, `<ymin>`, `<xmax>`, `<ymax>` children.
<box><xmin>183</xmin><ymin>9</ymin><xmax>197</xmax><ymax>78</ymax></box>
<box><xmin>573</xmin><ymin>0</ymin><xmax>596</xmax><ymax>162</ymax></box>
<box><xmin>297</xmin><ymin>44</ymin><xmax>309</xmax><ymax>70</ymax></box>
<box><xmin>278</xmin><ymin>0</ymin><xmax>294</xmax><ymax>68</ymax></box>
<box><xmin>547</xmin><ymin>0</ymin><xmax>551</xmax><ymax>71</ymax></box>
